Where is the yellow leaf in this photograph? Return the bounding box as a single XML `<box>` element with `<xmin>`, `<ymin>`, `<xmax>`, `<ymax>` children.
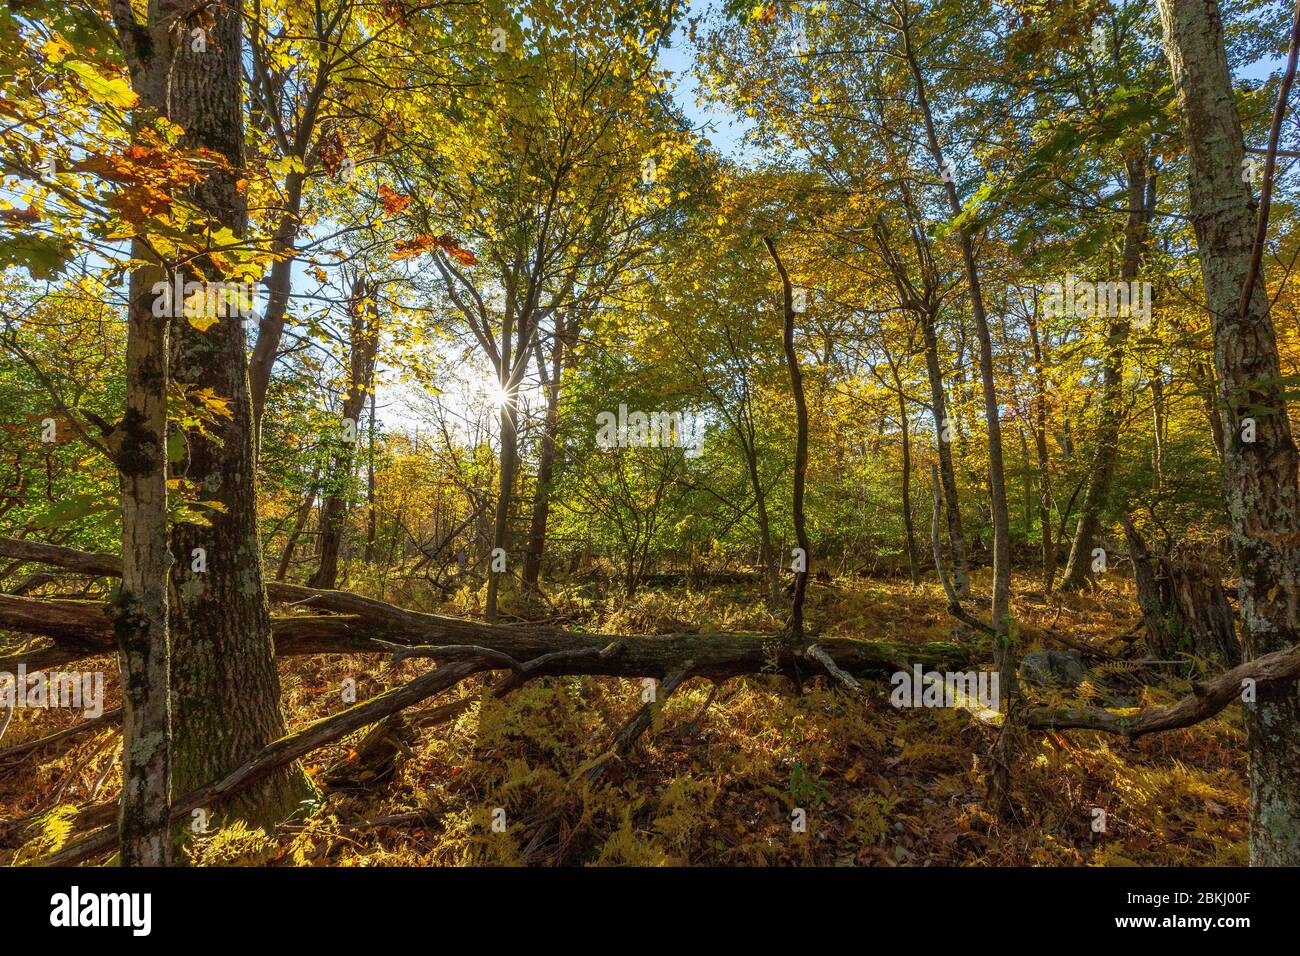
<box><xmin>65</xmin><ymin>60</ymin><xmax>138</xmax><ymax>109</ymax></box>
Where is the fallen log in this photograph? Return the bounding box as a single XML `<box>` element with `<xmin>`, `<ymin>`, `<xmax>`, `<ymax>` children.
<box><xmin>0</xmin><ymin>591</ymin><xmax>968</xmax><ymax>681</ymax></box>
<box><xmin>0</xmin><ymin>538</ymin><xmax>969</xmax><ymax>681</ymax></box>
<box><xmin>0</xmin><ymin>538</ymin><xmax>121</xmax><ymax>579</ymax></box>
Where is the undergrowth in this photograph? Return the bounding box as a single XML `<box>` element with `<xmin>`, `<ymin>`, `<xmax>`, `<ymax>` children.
<box><xmin>0</xmin><ymin>571</ymin><xmax>1248</xmax><ymax>866</ymax></box>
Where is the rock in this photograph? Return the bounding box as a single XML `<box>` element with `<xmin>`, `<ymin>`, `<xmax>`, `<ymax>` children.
<box><xmin>1018</xmin><ymin>649</ymin><xmax>1086</xmax><ymax>688</ymax></box>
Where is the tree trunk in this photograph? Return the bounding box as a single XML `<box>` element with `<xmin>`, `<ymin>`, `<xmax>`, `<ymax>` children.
<box><xmin>164</xmin><ymin>1</ymin><xmax>314</xmax><ymax>832</ymax></box>
<box><xmin>110</xmin><ymin>217</ymin><xmax>172</xmax><ymax>867</ymax></box>
<box><xmin>104</xmin><ymin>0</ymin><xmax>195</xmax><ymax>868</ymax></box>
<box><xmin>248</xmin><ymin>177</ymin><xmax>305</xmax><ymax>445</ymax></box>
<box><xmin>764</xmin><ymin>238</ymin><xmax>810</xmax><ymax>639</ymax></box>
<box><xmin>522</xmin><ymin>315</ymin><xmax>570</xmax><ymax>589</ymax></box>
<box><xmin>919</xmin><ymin>306</ymin><xmax>970</xmax><ymax>595</ymax></box>
<box><xmin>1158</xmin><ymin>0</ymin><xmax>1300</xmax><ymax>865</ymax></box>
<box><xmin>309</xmin><ymin>276</ymin><xmax>378</xmax><ymax>590</ymax></box>
<box><xmin>1028</xmin><ymin>311</ymin><xmax>1056</xmax><ymax>590</ymax></box>
<box><xmin>1125</xmin><ymin>518</ymin><xmax>1240</xmax><ymax>667</ymax></box>
<box><xmin>1195</xmin><ymin>359</ymin><xmax>1227</xmax><ymax>460</ymax></box>
<box><xmin>900</xmin><ymin>1</ymin><xmax>1014</xmax><ymax>815</ymax></box>
<box><xmin>1059</xmin><ymin>155</ymin><xmax>1149</xmax><ymax>589</ymax></box>
<box><xmin>745</xmin><ymin>443</ymin><xmax>782</xmax><ymax>607</ymax></box>
<box><xmin>364</xmin><ymin>388</ymin><xmax>378</xmax><ymax>563</ymax></box>
<box><xmin>893</xmin><ymin>364</ymin><xmax>921</xmax><ymax>584</ymax></box>
<box><xmin>1151</xmin><ymin>372</ymin><xmax>1167</xmax><ymax>492</ymax></box>
<box><xmin>486</xmin><ymin>397</ymin><xmax>519</xmax><ymax>622</ymax></box>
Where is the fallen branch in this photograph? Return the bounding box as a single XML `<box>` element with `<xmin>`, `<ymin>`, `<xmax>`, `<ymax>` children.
<box><xmin>37</xmin><ymin>642</ymin><xmax>632</xmax><ymax>861</ymax></box>
<box><xmin>1025</xmin><ymin>641</ymin><xmax>1300</xmax><ymax>738</ymax></box>
<box><xmin>522</xmin><ymin>661</ymin><xmax>695</xmax><ymax>863</ymax></box>
<box><xmin>806</xmin><ymin>643</ymin><xmax>864</xmax><ymax>695</ymax></box>
<box><xmin>0</xmin><ymin>708</ymin><xmax>121</xmax><ymax>763</ymax></box>
<box><xmin>39</xmin><ymin>655</ymin><xmax>500</xmax><ymax>866</ymax></box>
<box><xmin>581</xmin><ymin>662</ymin><xmax>694</xmax><ymax>786</ymax></box>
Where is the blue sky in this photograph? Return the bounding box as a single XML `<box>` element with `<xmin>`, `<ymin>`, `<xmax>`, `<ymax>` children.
<box><xmin>657</xmin><ymin>0</ymin><xmax>753</xmax><ymax>159</ymax></box>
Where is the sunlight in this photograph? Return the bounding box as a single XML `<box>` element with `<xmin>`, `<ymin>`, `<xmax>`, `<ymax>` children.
<box><xmin>480</xmin><ymin>371</ymin><xmax>514</xmax><ymax>409</ymax></box>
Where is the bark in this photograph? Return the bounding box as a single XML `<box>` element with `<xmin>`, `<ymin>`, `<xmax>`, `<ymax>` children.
<box><xmin>108</xmin><ymin>262</ymin><xmax>172</xmax><ymax>867</ymax></box>
<box><xmin>920</xmin><ymin>306</ymin><xmax>970</xmax><ymax>595</ymax></box>
<box><xmin>309</xmin><ymin>276</ymin><xmax>378</xmax><ymax>590</ymax></box>
<box><xmin>1125</xmin><ymin>518</ymin><xmax>1240</xmax><ymax>667</ymax></box>
<box><xmin>1158</xmin><ymin>0</ymin><xmax>1300</xmax><ymax>864</ymax></box>
<box><xmin>889</xmin><ymin>361</ymin><xmax>921</xmax><ymax>584</ymax></box>
<box><xmin>163</xmin><ymin>1</ymin><xmax>314</xmax><ymax>831</ymax></box>
<box><xmin>1027</xmin><ymin>639</ymin><xmax>1300</xmax><ymax>736</ymax></box>
<box><xmin>104</xmin><ymin>0</ymin><xmax>190</xmax><ymax>868</ymax></box>
<box><xmin>1059</xmin><ymin>155</ymin><xmax>1150</xmax><ymax>590</ymax></box>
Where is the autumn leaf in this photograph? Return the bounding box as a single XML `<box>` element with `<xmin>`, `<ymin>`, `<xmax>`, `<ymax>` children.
<box><xmin>390</xmin><ymin>233</ymin><xmax>477</xmax><ymax>265</ymax></box>
<box><xmin>390</xmin><ymin>234</ymin><xmax>436</xmax><ymax>259</ymax></box>
<box><xmin>378</xmin><ymin>184</ymin><xmax>411</xmax><ymax>215</ymax></box>
<box><xmin>441</xmin><ymin>237</ymin><xmax>479</xmax><ymax>267</ymax></box>
<box><xmin>191</xmin><ymin>387</ymin><xmax>234</xmax><ymax>419</ymax></box>
<box><xmin>65</xmin><ymin>60</ymin><xmax>138</xmax><ymax>109</ymax></box>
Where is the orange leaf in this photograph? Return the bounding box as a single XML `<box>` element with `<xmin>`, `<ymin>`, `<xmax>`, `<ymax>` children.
<box><xmin>378</xmin><ymin>184</ymin><xmax>410</xmax><ymax>215</ymax></box>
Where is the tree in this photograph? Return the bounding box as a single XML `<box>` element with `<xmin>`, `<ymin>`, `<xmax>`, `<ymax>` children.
<box><xmin>308</xmin><ymin>272</ymin><xmax>379</xmax><ymax>590</ymax></box>
<box><xmin>144</xmin><ymin>0</ymin><xmax>314</xmax><ymax>831</ymax></box>
<box><xmin>1157</xmin><ymin>0</ymin><xmax>1300</xmax><ymax>866</ymax></box>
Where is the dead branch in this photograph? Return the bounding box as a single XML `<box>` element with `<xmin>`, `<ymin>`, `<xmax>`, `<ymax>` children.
<box><xmin>1025</xmin><ymin>641</ymin><xmax>1300</xmax><ymax>738</ymax></box>
<box><xmin>0</xmin><ymin>708</ymin><xmax>121</xmax><ymax>763</ymax></box>
<box><xmin>38</xmin><ymin>655</ymin><xmax>501</xmax><ymax>866</ymax></box>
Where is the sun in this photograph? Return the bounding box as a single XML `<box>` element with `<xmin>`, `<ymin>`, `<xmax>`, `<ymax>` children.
<box><xmin>478</xmin><ymin>370</ymin><xmax>514</xmax><ymax>409</ymax></box>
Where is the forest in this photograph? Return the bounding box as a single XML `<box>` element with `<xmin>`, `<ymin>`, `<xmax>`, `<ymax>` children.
<box><xmin>0</xmin><ymin>0</ymin><xmax>1298</xmax><ymax>877</ymax></box>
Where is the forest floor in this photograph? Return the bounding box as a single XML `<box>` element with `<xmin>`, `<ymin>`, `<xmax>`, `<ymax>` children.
<box><xmin>0</xmin><ymin>569</ymin><xmax>1249</xmax><ymax>866</ymax></box>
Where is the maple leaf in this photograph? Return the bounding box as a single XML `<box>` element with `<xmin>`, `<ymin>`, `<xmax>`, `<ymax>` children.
<box><xmin>440</xmin><ymin>236</ymin><xmax>478</xmax><ymax>267</ymax></box>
